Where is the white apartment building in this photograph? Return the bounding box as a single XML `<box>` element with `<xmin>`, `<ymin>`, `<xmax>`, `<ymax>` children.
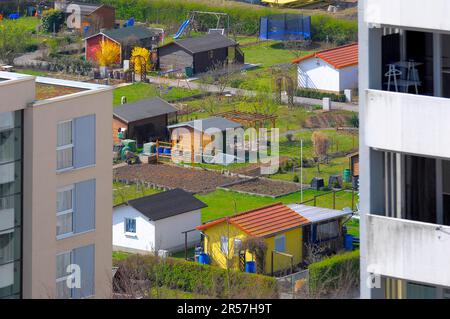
<box><xmin>360</xmin><ymin>0</ymin><xmax>450</xmax><ymax>299</ymax></box>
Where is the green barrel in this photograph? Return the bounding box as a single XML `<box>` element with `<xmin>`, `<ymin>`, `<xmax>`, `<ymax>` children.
<box><xmin>343</xmin><ymin>169</ymin><xmax>352</xmax><ymax>183</ymax></box>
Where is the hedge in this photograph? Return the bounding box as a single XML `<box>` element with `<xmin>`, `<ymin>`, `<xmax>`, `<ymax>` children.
<box><xmin>308</xmin><ymin>250</ymin><xmax>359</xmax><ymax>295</ymax></box>
<box><xmin>98</xmin><ymin>0</ymin><xmax>357</xmax><ymax>44</ymax></box>
<box><xmin>295</xmin><ymin>88</ymin><xmax>347</xmax><ymax>102</ymax></box>
<box><xmin>115</xmin><ymin>254</ymin><xmax>278</xmax><ymax>299</ymax></box>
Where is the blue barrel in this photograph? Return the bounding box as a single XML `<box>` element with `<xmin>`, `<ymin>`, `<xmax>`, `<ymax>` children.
<box><xmin>245</xmin><ymin>261</ymin><xmax>256</xmax><ymax>273</ymax></box>
<box><xmin>198</xmin><ymin>253</ymin><xmax>210</xmax><ymax>265</ymax></box>
<box><xmin>344</xmin><ymin>234</ymin><xmax>354</xmax><ymax>251</ymax></box>
<box><xmin>164</xmin><ymin>148</ymin><xmax>171</xmax><ymax>155</ymax></box>
<box><xmin>158</xmin><ymin>147</ymin><xmax>164</xmax><ymax>154</ymax></box>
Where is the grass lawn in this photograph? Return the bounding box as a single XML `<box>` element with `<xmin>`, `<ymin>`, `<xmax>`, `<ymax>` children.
<box><xmin>346</xmin><ymin>218</ymin><xmax>360</xmax><ymax>238</ymax></box>
<box><xmin>16</xmin><ymin>69</ymin><xmax>48</xmax><ymax>76</ymax></box>
<box><xmin>112</xmin><ymin>251</ymin><xmax>133</xmax><ymax>265</ymax></box>
<box><xmin>242</xmin><ymin>41</ymin><xmax>309</xmax><ymax>68</ymax></box>
<box><xmin>0</xmin><ymin>16</ymin><xmax>41</xmax><ymax>32</ymax></box>
<box><xmin>113</xmin><ymin>82</ymin><xmax>200</xmax><ymax>106</ymax></box>
<box><xmin>112</xmin><ymin>182</ymin><xmax>357</xmax><ymax>223</ymax></box>
<box><xmin>197</xmin><ymin>188</ymin><xmax>357</xmax><ymax>222</ymax></box>
<box><xmin>113</xmin><ymin>182</ymin><xmax>160</xmax><ymax>206</ymax></box>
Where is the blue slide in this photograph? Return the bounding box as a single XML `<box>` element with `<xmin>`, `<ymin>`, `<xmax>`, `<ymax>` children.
<box><xmin>173</xmin><ymin>19</ymin><xmax>190</xmax><ymax>39</ymax></box>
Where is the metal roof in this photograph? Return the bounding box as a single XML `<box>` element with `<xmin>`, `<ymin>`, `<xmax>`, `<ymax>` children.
<box><xmin>197</xmin><ymin>203</ymin><xmax>309</xmax><ymax>237</ymax></box>
<box><xmin>288</xmin><ymin>204</ymin><xmax>352</xmax><ymax>223</ymax></box>
<box><xmin>99</xmin><ymin>26</ymin><xmax>160</xmax><ymax>44</ymax></box>
<box><xmin>165</xmin><ymin>33</ymin><xmax>237</xmax><ymax>54</ymax></box>
<box><xmin>127</xmin><ymin>188</ymin><xmax>207</xmax><ymax>221</ymax></box>
<box><xmin>167</xmin><ymin>117</ymin><xmax>242</xmax><ymax>133</ymax></box>
<box><xmin>113</xmin><ymin>97</ymin><xmax>177</xmax><ymax>124</ymax></box>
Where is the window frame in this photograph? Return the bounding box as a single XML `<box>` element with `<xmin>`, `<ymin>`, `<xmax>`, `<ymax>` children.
<box><xmin>56</xmin><ymin>250</ymin><xmax>73</xmax><ymax>299</ymax></box>
<box><xmin>56</xmin><ymin>120</ymin><xmax>74</xmax><ymax>172</ymax></box>
<box><xmin>124</xmin><ymin>218</ymin><xmax>137</xmax><ymax>235</ymax></box>
<box><xmin>56</xmin><ymin>185</ymin><xmax>74</xmax><ymax>239</ymax></box>
<box><xmin>315</xmin><ymin>220</ymin><xmax>340</xmax><ymax>242</ymax></box>
<box><xmin>274</xmin><ymin>234</ymin><xmax>286</xmax><ymax>253</ymax></box>
<box><xmin>233</xmin><ymin>238</ymin><xmax>242</xmax><ymax>256</ymax></box>
<box><xmin>220</xmin><ymin>236</ymin><xmax>229</xmax><ymax>255</ymax></box>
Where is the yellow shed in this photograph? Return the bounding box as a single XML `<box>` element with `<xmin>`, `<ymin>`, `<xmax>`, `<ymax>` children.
<box><xmin>196</xmin><ymin>203</ymin><xmax>310</xmax><ymax>275</ymax></box>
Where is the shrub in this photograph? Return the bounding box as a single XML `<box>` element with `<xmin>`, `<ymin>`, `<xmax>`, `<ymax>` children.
<box><xmin>41</xmin><ymin>9</ymin><xmax>65</xmax><ymax>33</ymax></box>
<box><xmin>295</xmin><ymin>88</ymin><xmax>347</xmax><ymax>102</ymax></box>
<box><xmin>308</xmin><ymin>250</ymin><xmax>359</xmax><ymax>296</ymax></box>
<box><xmin>115</xmin><ymin>254</ymin><xmax>278</xmax><ymax>298</ymax></box>
<box><xmin>293</xmin><ymin>175</ymin><xmax>299</xmax><ymax>183</ymax></box>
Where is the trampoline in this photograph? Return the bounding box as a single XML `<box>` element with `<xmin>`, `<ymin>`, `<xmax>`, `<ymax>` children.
<box><xmin>259</xmin><ymin>13</ymin><xmax>311</xmax><ymax>41</ymax></box>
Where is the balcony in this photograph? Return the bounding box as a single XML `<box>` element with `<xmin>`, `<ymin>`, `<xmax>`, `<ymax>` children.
<box><xmin>366</xmin><ymin>214</ymin><xmax>450</xmax><ymax>287</ymax></box>
<box><xmin>365</xmin><ymin>0</ymin><xmax>450</xmax><ymax>32</ymax></box>
<box><xmin>365</xmin><ymin>89</ymin><xmax>450</xmax><ymax>158</ymax></box>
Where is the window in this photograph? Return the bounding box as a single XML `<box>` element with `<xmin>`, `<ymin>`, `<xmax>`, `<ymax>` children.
<box><xmin>233</xmin><ymin>238</ymin><xmax>242</xmax><ymax>256</ymax></box>
<box><xmin>220</xmin><ymin>236</ymin><xmax>229</xmax><ymax>255</ymax></box>
<box><xmin>56</xmin><ymin>251</ymin><xmax>73</xmax><ymax>299</ymax></box>
<box><xmin>56</xmin><ymin>186</ymin><xmax>74</xmax><ymax>237</ymax></box>
<box><xmin>316</xmin><ymin>220</ymin><xmax>339</xmax><ymax>241</ymax></box>
<box><xmin>57</xmin><ymin>120</ymin><xmax>73</xmax><ymax>170</ymax></box>
<box><xmin>125</xmin><ymin>218</ymin><xmax>136</xmax><ymax>234</ymax></box>
<box><xmin>275</xmin><ymin>234</ymin><xmax>286</xmax><ymax>253</ymax></box>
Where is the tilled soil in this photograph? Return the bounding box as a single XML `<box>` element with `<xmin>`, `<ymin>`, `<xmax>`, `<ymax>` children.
<box><xmin>114</xmin><ymin>163</ymin><xmax>243</xmax><ymax>194</ymax></box>
<box><xmin>227</xmin><ymin>178</ymin><xmax>302</xmax><ymax>197</ymax></box>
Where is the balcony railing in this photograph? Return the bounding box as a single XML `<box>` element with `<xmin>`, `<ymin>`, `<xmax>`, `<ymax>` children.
<box><xmin>365</xmin><ymin>89</ymin><xmax>450</xmax><ymax>158</ymax></box>
<box><xmin>366</xmin><ymin>214</ymin><xmax>450</xmax><ymax>287</ymax></box>
<box><xmin>365</xmin><ymin>0</ymin><xmax>450</xmax><ymax>32</ymax></box>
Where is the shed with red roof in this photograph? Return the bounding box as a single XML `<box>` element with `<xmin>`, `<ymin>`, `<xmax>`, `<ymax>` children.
<box><xmin>292</xmin><ymin>43</ymin><xmax>359</xmax><ymax>93</ymax></box>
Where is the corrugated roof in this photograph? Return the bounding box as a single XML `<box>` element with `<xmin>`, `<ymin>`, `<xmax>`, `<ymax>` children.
<box><xmin>101</xmin><ymin>26</ymin><xmax>159</xmax><ymax>44</ymax></box>
<box><xmin>292</xmin><ymin>43</ymin><xmax>358</xmax><ymax>69</ymax></box>
<box><xmin>197</xmin><ymin>203</ymin><xmax>309</xmax><ymax>237</ymax></box>
<box><xmin>288</xmin><ymin>204</ymin><xmax>352</xmax><ymax>223</ymax></box>
<box><xmin>127</xmin><ymin>188</ymin><xmax>207</xmax><ymax>221</ymax></box>
<box><xmin>167</xmin><ymin>117</ymin><xmax>242</xmax><ymax>133</ymax></box>
<box><xmin>166</xmin><ymin>33</ymin><xmax>237</xmax><ymax>54</ymax></box>
<box><xmin>113</xmin><ymin>97</ymin><xmax>177</xmax><ymax>123</ymax></box>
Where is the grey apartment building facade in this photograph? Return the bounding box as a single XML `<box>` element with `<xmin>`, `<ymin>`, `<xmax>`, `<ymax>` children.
<box><xmin>360</xmin><ymin>0</ymin><xmax>450</xmax><ymax>299</ymax></box>
<box><xmin>0</xmin><ymin>72</ymin><xmax>112</xmax><ymax>298</ymax></box>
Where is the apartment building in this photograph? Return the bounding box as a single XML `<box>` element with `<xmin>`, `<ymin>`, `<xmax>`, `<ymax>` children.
<box><xmin>0</xmin><ymin>72</ymin><xmax>112</xmax><ymax>299</ymax></box>
<box><xmin>360</xmin><ymin>0</ymin><xmax>450</xmax><ymax>299</ymax></box>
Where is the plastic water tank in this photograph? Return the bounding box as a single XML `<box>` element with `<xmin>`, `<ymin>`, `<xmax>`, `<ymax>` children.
<box><xmin>344</xmin><ymin>234</ymin><xmax>354</xmax><ymax>251</ymax></box>
<box><xmin>198</xmin><ymin>253</ymin><xmax>210</xmax><ymax>265</ymax></box>
<box><xmin>245</xmin><ymin>261</ymin><xmax>256</xmax><ymax>273</ymax></box>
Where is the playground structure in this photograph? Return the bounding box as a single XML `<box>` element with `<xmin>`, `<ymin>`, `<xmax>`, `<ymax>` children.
<box><xmin>173</xmin><ymin>10</ymin><xmax>230</xmax><ymax>39</ymax></box>
<box><xmin>259</xmin><ymin>13</ymin><xmax>311</xmax><ymax>41</ymax></box>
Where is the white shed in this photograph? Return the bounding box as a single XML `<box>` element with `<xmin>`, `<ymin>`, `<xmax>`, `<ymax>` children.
<box><xmin>293</xmin><ymin>43</ymin><xmax>358</xmax><ymax>93</ymax></box>
<box><xmin>113</xmin><ymin>188</ymin><xmax>207</xmax><ymax>254</ymax></box>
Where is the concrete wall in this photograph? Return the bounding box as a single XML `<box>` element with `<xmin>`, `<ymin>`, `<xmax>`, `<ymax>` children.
<box><xmin>112</xmin><ymin>205</ymin><xmax>156</xmax><ymax>253</ymax></box>
<box><xmin>339</xmin><ymin>65</ymin><xmax>359</xmax><ymax>91</ymax></box>
<box><xmin>365</xmin><ymin>0</ymin><xmax>450</xmax><ymax>31</ymax></box>
<box><xmin>367</xmin><ymin>214</ymin><xmax>450</xmax><ymax>287</ymax></box>
<box><xmin>154</xmin><ymin>210</ymin><xmax>201</xmax><ymax>252</ymax></box>
<box><xmin>0</xmin><ymin>73</ymin><xmax>35</xmax><ymax>113</ymax></box>
<box><xmin>365</xmin><ymin>89</ymin><xmax>450</xmax><ymax>158</ymax></box>
<box><xmin>22</xmin><ymin>86</ymin><xmax>113</xmax><ymax>299</ymax></box>
<box><xmin>297</xmin><ymin>59</ymin><xmax>341</xmax><ymax>92</ymax></box>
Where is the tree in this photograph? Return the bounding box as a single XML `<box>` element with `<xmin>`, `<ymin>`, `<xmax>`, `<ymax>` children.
<box><xmin>96</xmin><ymin>39</ymin><xmax>120</xmax><ymax>68</ymax></box>
<box><xmin>0</xmin><ymin>23</ymin><xmax>28</xmax><ymax>64</ymax></box>
<box><xmin>130</xmin><ymin>46</ymin><xmax>151</xmax><ymax>74</ymax></box>
<box><xmin>311</xmin><ymin>131</ymin><xmax>330</xmax><ymax>173</ymax></box>
<box><xmin>41</xmin><ymin>9</ymin><xmax>65</xmax><ymax>33</ymax></box>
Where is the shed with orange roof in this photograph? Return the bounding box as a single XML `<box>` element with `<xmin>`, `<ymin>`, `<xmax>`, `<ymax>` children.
<box><xmin>292</xmin><ymin>43</ymin><xmax>359</xmax><ymax>93</ymax></box>
<box><xmin>196</xmin><ymin>203</ymin><xmax>310</xmax><ymax>274</ymax></box>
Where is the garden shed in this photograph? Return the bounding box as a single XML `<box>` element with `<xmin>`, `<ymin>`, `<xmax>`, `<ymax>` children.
<box><xmin>55</xmin><ymin>0</ymin><xmax>115</xmax><ymax>35</ymax></box>
<box><xmin>113</xmin><ymin>96</ymin><xmax>177</xmax><ymax>146</ymax></box>
<box><xmin>113</xmin><ymin>189</ymin><xmax>207</xmax><ymax>253</ymax></box>
<box><xmin>292</xmin><ymin>43</ymin><xmax>359</xmax><ymax>93</ymax></box>
<box><xmin>157</xmin><ymin>33</ymin><xmax>244</xmax><ymax>75</ymax></box>
<box><xmin>85</xmin><ymin>25</ymin><xmax>162</xmax><ymax>65</ymax></box>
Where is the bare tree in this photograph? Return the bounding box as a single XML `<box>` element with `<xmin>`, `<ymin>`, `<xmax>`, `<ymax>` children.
<box><xmin>311</xmin><ymin>131</ymin><xmax>330</xmax><ymax>173</ymax></box>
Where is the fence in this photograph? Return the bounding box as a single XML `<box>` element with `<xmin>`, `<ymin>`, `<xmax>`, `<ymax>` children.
<box><xmin>276</xmin><ymin>269</ymin><xmax>309</xmax><ymax>299</ymax></box>
<box><xmin>300</xmin><ymin>188</ymin><xmax>357</xmax><ymax>211</ymax></box>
